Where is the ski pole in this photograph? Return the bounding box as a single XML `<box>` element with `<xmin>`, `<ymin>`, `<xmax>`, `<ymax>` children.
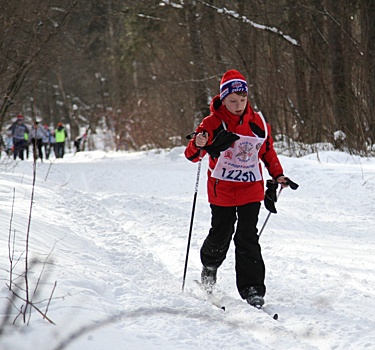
<box><xmin>182</xmin><ymin>151</ymin><xmax>203</xmax><ymax>292</ymax></box>
<box><xmin>258</xmin><ymin>187</ymin><xmax>283</xmax><ymax>237</ymax></box>
<box><xmin>258</xmin><ymin>177</ymin><xmax>299</xmax><ymax>237</ymax></box>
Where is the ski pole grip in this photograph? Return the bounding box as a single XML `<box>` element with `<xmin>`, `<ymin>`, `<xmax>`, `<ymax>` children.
<box><xmin>285</xmin><ymin>177</ymin><xmax>299</xmax><ymax>190</ymax></box>
<box><xmin>186</xmin><ymin>131</ymin><xmax>207</xmax><ymax>140</ymax></box>
<box><xmin>186</xmin><ymin>131</ymin><xmax>197</xmax><ymax>140</ymax></box>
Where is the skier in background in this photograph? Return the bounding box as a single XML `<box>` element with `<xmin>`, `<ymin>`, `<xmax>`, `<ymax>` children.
<box><xmin>10</xmin><ymin>115</ymin><xmax>29</xmax><ymax>160</ymax></box>
<box><xmin>4</xmin><ymin>130</ymin><xmax>13</xmax><ymax>157</ymax></box>
<box><xmin>29</xmin><ymin>121</ymin><xmax>48</xmax><ymax>161</ymax></box>
<box><xmin>42</xmin><ymin>124</ymin><xmax>52</xmax><ymax>160</ymax></box>
<box><xmin>55</xmin><ymin>122</ymin><xmax>67</xmax><ymax>158</ymax></box>
<box><xmin>0</xmin><ymin>134</ymin><xmax>5</xmax><ymax>158</ymax></box>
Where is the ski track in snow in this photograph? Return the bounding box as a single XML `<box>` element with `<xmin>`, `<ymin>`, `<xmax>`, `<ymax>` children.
<box><xmin>0</xmin><ymin>147</ymin><xmax>374</xmax><ymax>350</ymax></box>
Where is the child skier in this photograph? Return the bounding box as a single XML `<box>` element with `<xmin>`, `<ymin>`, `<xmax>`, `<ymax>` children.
<box><xmin>184</xmin><ymin>69</ymin><xmax>291</xmax><ymax>308</ymax></box>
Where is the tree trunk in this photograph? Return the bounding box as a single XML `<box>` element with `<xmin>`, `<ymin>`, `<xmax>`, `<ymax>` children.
<box><xmin>185</xmin><ymin>1</ymin><xmax>210</xmax><ymax>126</ymax></box>
<box><xmin>361</xmin><ymin>0</ymin><xmax>375</xmax><ymax>144</ymax></box>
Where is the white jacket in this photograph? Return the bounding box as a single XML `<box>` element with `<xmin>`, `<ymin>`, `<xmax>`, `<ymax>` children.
<box><xmin>29</xmin><ymin>124</ymin><xmax>48</xmax><ymax>140</ymax></box>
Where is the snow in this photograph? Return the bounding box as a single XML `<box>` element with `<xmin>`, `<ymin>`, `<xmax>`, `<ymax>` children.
<box><xmin>209</xmin><ymin>4</ymin><xmax>299</xmax><ymax>46</ymax></box>
<box><xmin>0</xmin><ymin>147</ymin><xmax>374</xmax><ymax>350</ymax></box>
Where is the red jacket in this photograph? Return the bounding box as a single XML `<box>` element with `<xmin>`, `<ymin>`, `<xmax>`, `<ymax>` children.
<box><xmin>185</xmin><ymin>95</ymin><xmax>284</xmax><ymax>207</ymax></box>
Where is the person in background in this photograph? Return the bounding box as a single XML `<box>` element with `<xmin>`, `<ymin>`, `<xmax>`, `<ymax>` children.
<box><xmin>10</xmin><ymin>115</ymin><xmax>29</xmax><ymax>160</ymax></box>
<box><xmin>50</xmin><ymin>131</ymin><xmax>56</xmax><ymax>158</ymax></box>
<box><xmin>0</xmin><ymin>134</ymin><xmax>4</xmax><ymax>158</ymax></box>
<box><xmin>55</xmin><ymin>122</ymin><xmax>67</xmax><ymax>158</ymax></box>
<box><xmin>184</xmin><ymin>69</ymin><xmax>291</xmax><ymax>309</ymax></box>
<box><xmin>42</xmin><ymin>124</ymin><xmax>52</xmax><ymax>160</ymax></box>
<box><xmin>29</xmin><ymin>121</ymin><xmax>48</xmax><ymax>161</ymax></box>
<box><xmin>24</xmin><ymin>131</ymin><xmax>30</xmax><ymax>159</ymax></box>
<box><xmin>74</xmin><ymin>133</ymin><xmax>87</xmax><ymax>153</ymax></box>
<box><xmin>4</xmin><ymin>130</ymin><xmax>14</xmax><ymax>157</ymax></box>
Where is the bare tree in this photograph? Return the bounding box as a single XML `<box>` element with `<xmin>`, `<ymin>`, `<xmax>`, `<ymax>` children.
<box><xmin>0</xmin><ymin>0</ymin><xmax>77</xmax><ymax>128</ymax></box>
<box><xmin>1</xmin><ymin>0</ymin><xmax>374</xmax><ymax>154</ymax></box>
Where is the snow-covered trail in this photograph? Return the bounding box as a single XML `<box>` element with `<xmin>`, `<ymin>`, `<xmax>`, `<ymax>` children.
<box><xmin>266</xmin><ymin>154</ymin><xmax>375</xmax><ymax>350</ymax></box>
<box><xmin>0</xmin><ymin>148</ymin><xmax>374</xmax><ymax>350</ymax></box>
<box><xmin>45</xmin><ymin>150</ymin><xmax>300</xmax><ymax>349</ymax></box>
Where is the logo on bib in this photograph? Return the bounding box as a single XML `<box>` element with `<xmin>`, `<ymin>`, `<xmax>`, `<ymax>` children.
<box><xmin>235</xmin><ymin>142</ymin><xmax>256</xmax><ymax>163</ymax></box>
<box><xmin>224</xmin><ymin>150</ymin><xmax>233</xmax><ymax>159</ymax></box>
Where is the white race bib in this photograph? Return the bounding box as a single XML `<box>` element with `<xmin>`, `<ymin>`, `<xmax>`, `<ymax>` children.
<box><xmin>211</xmin><ymin>134</ymin><xmax>265</xmax><ymax>182</ymax></box>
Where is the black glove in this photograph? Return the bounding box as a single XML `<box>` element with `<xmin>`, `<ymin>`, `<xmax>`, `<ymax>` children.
<box><xmin>203</xmin><ymin>130</ymin><xmax>240</xmax><ymax>158</ymax></box>
<box><xmin>264</xmin><ymin>180</ymin><xmax>278</xmax><ymax>213</ymax></box>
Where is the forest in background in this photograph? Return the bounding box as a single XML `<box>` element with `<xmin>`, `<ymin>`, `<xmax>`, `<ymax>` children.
<box><xmin>0</xmin><ymin>0</ymin><xmax>374</xmax><ymax>155</ymax></box>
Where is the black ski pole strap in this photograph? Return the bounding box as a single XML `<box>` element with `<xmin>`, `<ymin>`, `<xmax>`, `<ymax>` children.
<box><xmin>285</xmin><ymin>177</ymin><xmax>299</xmax><ymax>190</ymax></box>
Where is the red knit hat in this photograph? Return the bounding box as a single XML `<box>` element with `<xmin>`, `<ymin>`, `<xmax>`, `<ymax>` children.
<box><xmin>220</xmin><ymin>70</ymin><xmax>248</xmax><ymax>100</ymax></box>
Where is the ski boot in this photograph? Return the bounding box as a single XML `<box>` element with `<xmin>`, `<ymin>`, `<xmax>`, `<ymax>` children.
<box><xmin>201</xmin><ymin>266</ymin><xmax>217</xmax><ymax>293</ymax></box>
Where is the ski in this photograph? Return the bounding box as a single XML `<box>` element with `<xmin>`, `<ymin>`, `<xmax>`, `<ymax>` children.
<box><xmin>248</xmin><ymin>300</ymin><xmax>279</xmax><ymax>320</ymax></box>
<box><xmin>193</xmin><ymin>280</ymin><xmax>278</xmax><ymax>319</ymax></box>
<box><xmin>193</xmin><ymin>280</ymin><xmax>226</xmax><ymax>311</ymax></box>
<box><xmin>261</xmin><ymin>307</ymin><xmax>279</xmax><ymax>320</ymax></box>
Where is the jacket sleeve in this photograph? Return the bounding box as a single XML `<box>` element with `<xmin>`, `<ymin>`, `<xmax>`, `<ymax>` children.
<box><xmin>9</xmin><ymin>123</ymin><xmax>16</xmax><ymax>135</ymax></box>
<box><xmin>260</xmin><ymin>123</ymin><xmax>284</xmax><ymax>179</ymax></box>
<box><xmin>184</xmin><ymin>120</ymin><xmax>214</xmax><ymax>163</ymax></box>
<box><xmin>42</xmin><ymin>127</ymin><xmax>48</xmax><ymax>138</ymax></box>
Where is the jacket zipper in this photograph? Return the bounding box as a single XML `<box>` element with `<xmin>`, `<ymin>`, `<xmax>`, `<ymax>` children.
<box><xmin>214</xmin><ymin>179</ymin><xmax>218</xmax><ymax>197</ymax></box>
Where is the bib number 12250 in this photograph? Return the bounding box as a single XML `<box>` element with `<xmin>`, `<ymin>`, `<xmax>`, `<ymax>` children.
<box><xmin>221</xmin><ymin>168</ymin><xmax>257</xmax><ymax>182</ymax></box>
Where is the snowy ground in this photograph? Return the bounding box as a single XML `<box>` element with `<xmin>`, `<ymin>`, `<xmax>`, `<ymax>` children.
<box><xmin>0</xmin><ymin>147</ymin><xmax>374</xmax><ymax>350</ymax></box>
